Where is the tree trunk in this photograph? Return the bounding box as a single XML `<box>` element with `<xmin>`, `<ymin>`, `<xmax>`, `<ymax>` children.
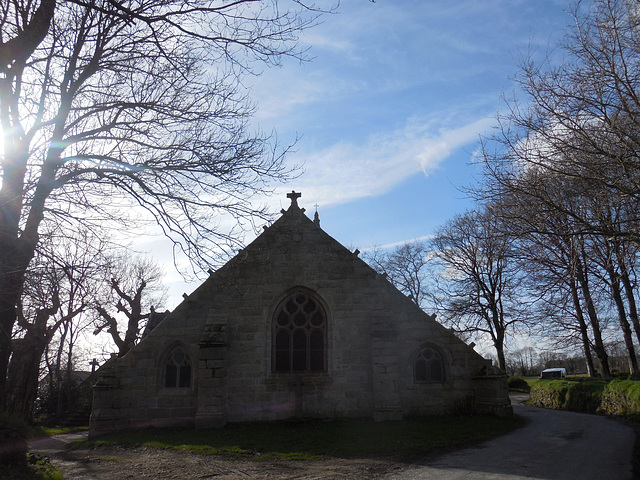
<box><xmin>619</xmin><ymin>267</ymin><xmax>640</xmax><ymax>348</ymax></box>
<box><xmin>495</xmin><ymin>341</ymin><xmax>507</xmax><ymax>372</ymax></box>
<box><xmin>569</xmin><ymin>276</ymin><xmax>596</xmax><ymax>377</ymax></box>
<box><xmin>492</xmin><ymin>309</ymin><xmax>507</xmax><ymax>371</ymax></box>
<box><xmin>575</xmin><ymin>256</ymin><xmax>611</xmax><ymax>376</ymax></box>
<box><xmin>0</xmin><ymin>249</ymin><xmax>33</xmax><ymax>411</ymax></box>
<box><xmin>55</xmin><ymin>323</ymin><xmax>69</xmax><ymax>420</ymax></box>
<box><xmin>65</xmin><ymin>327</ymin><xmax>75</xmax><ymax>416</ymax></box>
<box><xmin>0</xmin><ymin>304</ymin><xmax>15</xmax><ymax>411</ymax></box>
<box><xmin>6</xmin><ymin>334</ymin><xmax>48</xmax><ymax>420</ymax></box>
<box><xmin>606</xmin><ymin>264</ymin><xmax>639</xmax><ymax>374</ymax></box>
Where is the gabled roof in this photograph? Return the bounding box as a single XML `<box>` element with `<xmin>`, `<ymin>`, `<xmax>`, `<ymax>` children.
<box><xmin>204</xmin><ymin>190</ymin><xmax>368</xmax><ymax>281</ymax></box>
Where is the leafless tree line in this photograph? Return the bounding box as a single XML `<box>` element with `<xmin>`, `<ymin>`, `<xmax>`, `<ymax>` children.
<box><xmin>7</xmin><ymin>228</ymin><xmax>166</xmax><ymax>421</ymax></box>
<box><xmin>0</xmin><ymin>0</ymin><xmax>331</xmax><ymax>417</ymax></box>
<box><xmin>367</xmin><ymin>0</ymin><xmax>640</xmax><ymax>377</ymax></box>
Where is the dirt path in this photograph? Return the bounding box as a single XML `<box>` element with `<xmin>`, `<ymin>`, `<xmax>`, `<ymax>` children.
<box><xmin>34</xmin><ymin>445</ymin><xmax>404</xmax><ymax>479</ymax></box>
<box><xmin>30</xmin><ymin>432</ymin><xmax>404</xmax><ymax>479</ymax></box>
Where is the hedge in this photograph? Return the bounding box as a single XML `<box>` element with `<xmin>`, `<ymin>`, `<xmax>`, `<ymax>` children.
<box><xmin>507</xmin><ymin>377</ymin><xmax>531</xmax><ymax>393</ymax></box>
<box><xmin>529</xmin><ymin>380</ymin><xmax>570</xmax><ymax>409</ymax></box>
<box><xmin>528</xmin><ymin>378</ymin><xmax>640</xmax><ymax>417</ymax></box>
<box><xmin>599</xmin><ymin>380</ymin><xmax>640</xmax><ymax>417</ymax></box>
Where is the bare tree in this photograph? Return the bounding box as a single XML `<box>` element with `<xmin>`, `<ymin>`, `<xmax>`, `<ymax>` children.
<box><xmin>0</xmin><ymin>0</ymin><xmax>330</xmax><ymax>409</ymax></box>
<box><xmin>47</xmin><ymin>230</ymin><xmax>108</xmax><ymax>420</ymax></box>
<box><xmin>506</xmin><ymin>346</ymin><xmax>540</xmax><ymax>376</ymax></box>
<box><xmin>493</xmin><ymin>170</ymin><xmax>611</xmax><ymax>377</ymax></box>
<box><xmin>471</xmin><ymin>0</ymin><xmax>640</xmax><ymax>375</ymax></box>
<box><xmin>364</xmin><ymin>242</ymin><xmax>433</xmax><ymax>310</ymax></box>
<box><xmin>429</xmin><ymin>206</ymin><xmax>525</xmax><ymax>371</ymax></box>
<box><xmin>518</xmin><ymin>233</ymin><xmax>599</xmax><ymax>377</ymax></box>
<box><xmin>481</xmin><ymin>0</ymin><xmax>640</xmax><ymax>241</ymax></box>
<box><xmin>6</xmin><ymin>229</ymin><xmax>104</xmax><ymax>419</ymax></box>
<box><xmin>94</xmin><ymin>254</ymin><xmax>166</xmax><ymax>357</ymax></box>
<box><xmin>586</xmin><ymin>227</ymin><xmax>640</xmax><ymax>374</ymax></box>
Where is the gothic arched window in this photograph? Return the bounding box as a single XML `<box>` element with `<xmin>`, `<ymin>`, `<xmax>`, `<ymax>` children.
<box><xmin>273</xmin><ymin>290</ymin><xmax>327</xmax><ymax>373</ymax></box>
<box><xmin>414</xmin><ymin>346</ymin><xmax>445</xmax><ymax>383</ymax></box>
<box><xmin>164</xmin><ymin>347</ymin><xmax>192</xmax><ymax>388</ymax></box>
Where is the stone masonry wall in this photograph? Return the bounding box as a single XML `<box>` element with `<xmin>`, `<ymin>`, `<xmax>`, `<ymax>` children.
<box><xmin>90</xmin><ymin>202</ymin><xmax>510</xmax><ymax>436</ymax></box>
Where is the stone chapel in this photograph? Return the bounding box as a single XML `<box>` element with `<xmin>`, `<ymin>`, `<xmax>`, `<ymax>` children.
<box><xmin>90</xmin><ymin>192</ymin><xmax>511</xmax><ymax>436</ymax></box>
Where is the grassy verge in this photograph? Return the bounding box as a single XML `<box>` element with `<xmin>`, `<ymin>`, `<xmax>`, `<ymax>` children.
<box><xmin>521</xmin><ymin>376</ymin><xmax>542</xmax><ymax>389</ymax></box>
<box><xmin>83</xmin><ymin>415</ymin><xmax>523</xmax><ymax>461</ymax></box>
<box><xmin>529</xmin><ymin>378</ymin><xmax>640</xmax><ymax>417</ymax></box>
<box><xmin>507</xmin><ymin>377</ymin><xmax>531</xmax><ymax>392</ymax></box>
<box><xmin>2</xmin><ymin>454</ymin><xmax>64</xmax><ymax>480</ymax></box>
<box><xmin>29</xmin><ymin>425</ymin><xmax>89</xmax><ymax>439</ymax></box>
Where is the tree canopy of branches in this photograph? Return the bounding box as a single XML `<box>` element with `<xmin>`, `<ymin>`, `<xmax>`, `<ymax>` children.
<box><xmin>483</xmin><ymin>0</ymin><xmax>640</xmax><ymax>241</ymax></box>
<box><xmin>94</xmin><ymin>254</ymin><xmax>166</xmax><ymax>357</ymax></box>
<box><xmin>7</xmin><ymin>228</ymin><xmax>105</xmax><ymax>418</ymax></box>
<box><xmin>474</xmin><ymin>0</ymin><xmax>640</xmax><ymax>375</ymax></box>
<box><xmin>364</xmin><ymin>242</ymin><xmax>433</xmax><ymax>310</ymax></box>
<box><xmin>430</xmin><ymin>207</ymin><xmax>525</xmax><ymax>371</ymax></box>
<box><xmin>0</xmin><ymin>0</ymin><xmax>329</xmax><ymax>411</ymax></box>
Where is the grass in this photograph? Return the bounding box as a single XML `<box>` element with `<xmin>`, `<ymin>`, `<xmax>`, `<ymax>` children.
<box><xmin>2</xmin><ymin>454</ymin><xmax>64</xmax><ymax>480</ymax></box>
<box><xmin>600</xmin><ymin>379</ymin><xmax>640</xmax><ymax>418</ymax></box>
<box><xmin>528</xmin><ymin>377</ymin><xmax>640</xmax><ymax>417</ymax></box>
<box><xmin>41</xmin><ymin>426</ymin><xmax>89</xmax><ymax>436</ymax></box>
<box><xmin>29</xmin><ymin>425</ymin><xmax>89</xmax><ymax>439</ymax></box>
<box><xmin>518</xmin><ymin>376</ymin><xmax>544</xmax><ymax>389</ymax></box>
<box><xmin>83</xmin><ymin>415</ymin><xmax>524</xmax><ymax>461</ymax></box>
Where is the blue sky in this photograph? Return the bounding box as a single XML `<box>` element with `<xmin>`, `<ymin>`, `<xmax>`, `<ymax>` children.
<box><xmin>160</xmin><ymin>0</ymin><xmax>574</xmax><ymax>307</ymax></box>
<box><xmin>249</xmin><ymin>0</ymin><xmax>573</xmax><ymax>251</ymax></box>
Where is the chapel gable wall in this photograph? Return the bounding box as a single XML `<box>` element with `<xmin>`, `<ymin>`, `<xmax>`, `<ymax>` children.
<box><xmin>91</xmin><ymin>197</ymin><xmax>511</xmax><ymax>437</ymax></box>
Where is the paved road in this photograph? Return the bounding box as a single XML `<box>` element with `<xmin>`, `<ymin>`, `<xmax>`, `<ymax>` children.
<box><xmin>384</xmin><ymin>399</ymin><xmax>636</xmax><ymax>480</ymax></box>
<box><xmin>29</xmin><ymin>431</ymin><xmax>89</xmax><ymax>452</ymax></box>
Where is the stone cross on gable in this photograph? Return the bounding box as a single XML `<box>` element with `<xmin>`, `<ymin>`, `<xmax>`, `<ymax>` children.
<box><xmin>90</xmin><ymin>358</ymin><xmax>100</xmax><ymax>374</ymax></box>
<box><xmin>287</xmin><ymin>190</ymin><xmax>301</xmax><ymax>208</ymax></box>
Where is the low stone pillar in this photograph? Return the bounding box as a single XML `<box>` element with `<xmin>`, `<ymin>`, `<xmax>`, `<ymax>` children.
<box><xmin>89</xmin><ymin>363</ymin><xmax>121</xmax><ymax>438</ymax></box>
<box><xmin>473</xmin><ymin>364</ymin><xmax>513</xmax><ymax>417</ymax></box>
<box><xmin>196</xmin><ymin>315</ymin><xmax>229</xmax><ymax>429</ymax></box>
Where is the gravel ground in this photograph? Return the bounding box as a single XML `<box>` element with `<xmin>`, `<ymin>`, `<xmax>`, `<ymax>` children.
<box><xmin>33</xmin><ymin>443</ymin><xmax>410</xmax><ymax>479</ymax></box>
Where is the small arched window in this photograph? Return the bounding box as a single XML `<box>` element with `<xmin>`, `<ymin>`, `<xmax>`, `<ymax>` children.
<box><xmin>273</xmin><ymin>290</ymin><xmax>327</xmax><ymax>373</ymax></box>
<box><xmin>414</xmin><ymin>346</ymin><xmax>445</xmax><ymax>383</ymax></box>
<box><xmin>164</xmin><ymin>347</ymin><xmax>192</xmax><ymax>388</ymax></box>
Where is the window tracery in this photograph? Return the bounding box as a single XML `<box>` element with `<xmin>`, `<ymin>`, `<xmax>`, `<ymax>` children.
<box><xmin>164</xmin><ymin>347</ymin><xmax>192</xmax><ymax>388</ymax></box>
<box><xmin>273</xmin><ymin>290</ymin><xmax>327</xmax><ymax>373</ymax></box>
<box><xmin>414</xmin><ymin>346</ymin><xmax>445</xmax><ymax>383</ymax></box>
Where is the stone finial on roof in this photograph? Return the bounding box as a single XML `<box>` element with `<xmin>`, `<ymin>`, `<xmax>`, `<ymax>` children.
<box><xmin>287</xmin><ymin>190</ymin><xmax>301</xmax><ymax>208</ymax></box>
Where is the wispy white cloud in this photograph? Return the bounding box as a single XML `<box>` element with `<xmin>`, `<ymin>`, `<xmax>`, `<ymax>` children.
<box><xmin>253</xmin><ymin>2</ymin><xmax>524</xmax><ymax>125</ymax></box>
<box><xmin>122</xmin><ymin>1</ymin><xmax>571</xmax><ymax>312</ymax></box>
<box><xmin>359</xmin><ymin>235</ymin><xmax>435</xmax><ymax>253</ymax></box>
<box><xmin>272</xmin><ymin>114</ymin><xmax>494</xmax><ymax>209</ymax></box>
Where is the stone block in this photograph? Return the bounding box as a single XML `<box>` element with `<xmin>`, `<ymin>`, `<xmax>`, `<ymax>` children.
<box><xmin>158</xmin><ymin>395</ymin><xmax>190</xmax><ymax>408</ymax></box>
<box><xmin>171</xmin><ymin>407</ymin><xmax>197</xmax><ymax>418</ymax></box>
<box><xmin>199</xmin><ymin>377</ymin><xmax>225</xmax><ymax>389</ymax></box>
<box><xmin>206</xmin><ymin>359</ymin><xmax>226</xmax><ymax>369</ymax></box>
<box><xmin>118</xmin><ymin>407</ymin><xmax>147</xmax><ymax>419</ymax></box>
<box><xmin>195</xmin><ymin>413</ymin><xmax>227</xmax><ymax>429</ymax></box>
<box><xmin>372</xmin><ymin>406</ymin><xmax>403</xmax><ymax>422</ymax></box>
